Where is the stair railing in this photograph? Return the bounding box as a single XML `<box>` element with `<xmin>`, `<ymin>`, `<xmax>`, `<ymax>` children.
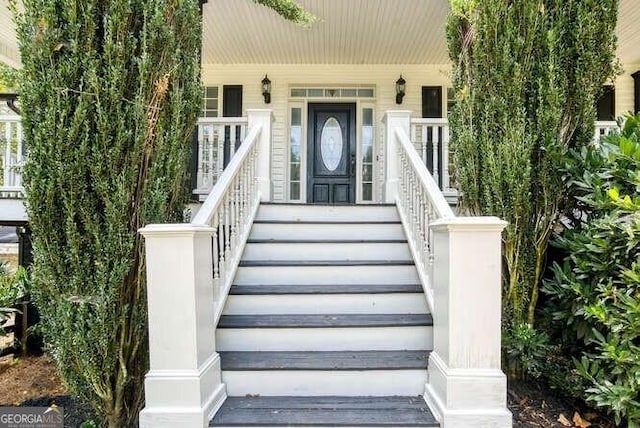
<box><xmin>194</xmin><ymin>116</ymin><xmax>249</xmax><ymax>197</ymax></box>
<box><xmin>384</xmin><ymin>110</ymin><xmax>512</xmax><ymax>427</ymax></box>
<box><xmin>1</xmin><ymin>114</ymin><xmax>25</xmax><ymax>198</ymax></box>
<box><xmin>191</xmin><ymin>119</ymin><xmax>263</xmax><ymax>321</ymax></box>
<box><xmin>139</xmin><ymin>109</ymin><xmax>272</xmax><ymax>428</ymax></box>
<box><xmin>395</xmin><ymin>121</ymin><xmax>455</xmax><ymax>309</ymax></box>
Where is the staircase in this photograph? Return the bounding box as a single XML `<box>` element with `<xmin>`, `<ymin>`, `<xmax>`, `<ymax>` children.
<box><xmin>210</xmin><ymin>203</ymin><xmax>438</xmax><ymax>427</ymax></box>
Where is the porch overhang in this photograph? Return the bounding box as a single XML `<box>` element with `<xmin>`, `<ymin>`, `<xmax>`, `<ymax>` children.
<box><xmin>1</xmin><ymin>1</ymin><xmax>640</xmax><ymax>66</ymax></box>
<box><xmin>201</xmin><ymin>0</ymin><xmax>640</xmax><ymax>65</ymax></box>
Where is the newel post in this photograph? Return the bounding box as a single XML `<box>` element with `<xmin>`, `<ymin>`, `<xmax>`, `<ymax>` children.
<box><xmin>139</xmin><ymin>224</ymin><xmax>226</xmax><ymax>428</ymax></box>
<box><xmin>247</xmin><ymin>109</ymin><xmax>273</xmax><ymax>202</ymax></box>
<box><xmin>383</xmin><ymin>110</ymin><xmax>412</xmax><ymax>203</ymax></box>
<box><xmin>424</xmin><ymin>217</ymin><xmax>511</xmax><ymax>428</ymax></box>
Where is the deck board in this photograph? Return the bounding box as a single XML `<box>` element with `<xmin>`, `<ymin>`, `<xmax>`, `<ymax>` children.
<box><xmin>219</xmin><ymin>350</ymin><xmax>430</xmax><ymax>371</ymax></box>
<box><xmin>210</xmin><ymin>396</ymin><xmax>439</xmax><ymax>427</ymax></box>
<box><xmin>230</xmin><ymin>283</ymin><xmax>423</xmax><ymax>295</ymax></box>
<box><xmin>218</xmin><ymin>313</ymin><xmax>433</xmax><ymax>329</ymax></box>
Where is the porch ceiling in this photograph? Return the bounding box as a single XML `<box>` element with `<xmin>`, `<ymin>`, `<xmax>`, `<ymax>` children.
<box><xmin>202</xmin><ymin>0</ymin><xmax>640</xmax><ymax>66</ymax></box>
<box><xmin>0</xmin><ymin>1</ymin><xmax>639</xmax><ymax>67</ymax></box>
<box><xmin>202</xmin><ymin>0</ymin><xmax>451</xmax><ymax>64</ymax></box>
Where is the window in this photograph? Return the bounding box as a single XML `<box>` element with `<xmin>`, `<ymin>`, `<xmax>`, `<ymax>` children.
<box><xmin>289</xmin><ymin>107</ymin><xmax>303</xmax><ymax>201</ymax></box>
<box><xmin>422</xmin><ymin>86</ymin><xmax>443</xmax><ymax>118</ymax></box>
<box><xmin>202</xmin><ymin>86</ymin><xmax>219</xmax><ymax>118</ymax></box>
<box><xmin>361</xmin><ymin>108</ymin><xmax>375</xmax><ymax>202</ymax></box>
<box><xmin>289</xmin><ymin>87</ymin><xmax>376</xmax><ymax>99</ymax></box>
<box><xmin>596</xmin><ymin>85</ymin><xmax>615</xmax><ymax>121</ymax></box>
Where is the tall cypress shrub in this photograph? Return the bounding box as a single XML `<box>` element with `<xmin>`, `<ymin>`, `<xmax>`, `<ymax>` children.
<box><xmin>446</xmin><ymin>0</ymin><xmax>619</xmax><ymax>328</ymax></box>
<box><xmin>13</xmin><ymin>0</ymin><xmax>202</xmax><ymax>426</ymax></box>
<box><xmin>12</xmin><ymin>0</ymin><xmax>311</xmax><ymax>425</ymax></box>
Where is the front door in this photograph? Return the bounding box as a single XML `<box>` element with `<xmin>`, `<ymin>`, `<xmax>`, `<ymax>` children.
<box><xmin>307</xmin><ymin>103</ymin><xmax>356</xmax><ymax>204</ymax></box>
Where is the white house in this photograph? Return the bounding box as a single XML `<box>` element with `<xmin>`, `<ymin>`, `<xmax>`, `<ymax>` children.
<box><xmin>1</xmin><ymin>1</ymin><xmax>640</xmax><ymax>427</ymax></box>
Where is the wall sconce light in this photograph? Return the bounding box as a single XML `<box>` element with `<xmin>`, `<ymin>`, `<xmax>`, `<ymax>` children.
<box><xmin>395</xmin><ymin>75</ymin><xmax>406</xmax><ymax>105</ymax></box>
<box><xmin>262</xmin><ymin>75</ymin><xmax>271</xmax><ymax>104</ymax></box>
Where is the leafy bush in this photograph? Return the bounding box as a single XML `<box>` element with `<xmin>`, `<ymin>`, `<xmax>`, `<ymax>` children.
<box><xmin>503</xmin><ymin>323</ymin><xmax>551</xmax><ymax>379</ymax></box>
<box><xmin>543</xmin><ymin>114</ymin><xmax>640</xmax><ymax>426</ymax></box>
<box><xmin>0</xmin><ymin>262</ymin><xmax>29</xmax><ymax>334</ymax></box>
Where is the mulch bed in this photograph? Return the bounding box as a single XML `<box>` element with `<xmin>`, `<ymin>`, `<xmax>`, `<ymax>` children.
<box><xmin>0</xmin><ymin>354</ymin><xmax>94</xmax><ymax>427</ymax></box>
<box><xmin>509</xmin><ymin>379</ymin><xmax>615</xmax><ymax>427</ymax></box>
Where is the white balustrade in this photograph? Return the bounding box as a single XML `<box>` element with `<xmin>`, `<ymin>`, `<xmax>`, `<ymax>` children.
<box><xmin>594</xmin><ymin>120</ymin><xmax>618</xmax><ymax>144</ymax></box>
<box><xmin>0</xmin><ymin>115</ymin><xmax>24</xmax><ymax>197</ymax></box>
<box><xmin>410</xmin><ymin>118</ymin><xmax>451</xmax><ymax>192</ymax></box>
<box><xmin>385</xmin><ymin>111</ymin><xmax>511</xmax><ymax>427</ymax></box>
<box><xmin>139</xmin><ymin>110</ymin><xmax>272</xmax><ymax>428</ymax></box>
<box><xmin>195</xmin><ymin>117</ymin><xmax>249</xmax><ymax>197</ymax></box>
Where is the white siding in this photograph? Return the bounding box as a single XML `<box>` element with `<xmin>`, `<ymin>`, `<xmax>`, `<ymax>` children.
<box><xmin>615</xmin><ymin>63</ymin><xmax>640</xmax><ymax>117</ymax></box>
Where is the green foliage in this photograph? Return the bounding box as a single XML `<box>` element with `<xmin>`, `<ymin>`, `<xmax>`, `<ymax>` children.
<box><xmin>0</xmin><ymin>63</ymin><xmax>18</xmax><ymax>92</ymax></box>
<box><xmin>446</xmin><ymin>0</ymin><xmax>619</xmax><ymax>334</ymax></box>
<box><xmin>0</xmin><ymin>262</ymin><xmax>29</xmax><ymax>334</ymax></box>
<box><xmin>543</xmin><ymin>114</ymin><xmax>640</xmax><ymax>425</ymax></box>
<box><xmin>253</xmin><ymin>0</ymin><xmax>316</xmax><ymax>26</ymax></box>
<box><xmin>502</xmin><ymin>323</ymin><xmax>551</xmax><ymax>379</ymax></box>
<box><xmin>13</xmin><ymin>0</ymin><xmax>202</xmax><ymax>426</ymax></box>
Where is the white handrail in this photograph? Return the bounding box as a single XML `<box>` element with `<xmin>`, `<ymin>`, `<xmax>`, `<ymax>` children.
<box><xmin>388</xmin><ymin>114</ymin><xmax>510</xmax><ymax>424</ymax></box>
<box><xmin>393</xmin><ymin>125</ymin><xmax>454</xmax><ymax>311</ymax></box>
<box><xmin>138</xmin><ymin>110</ymin><xmax>272</xmax><ymax>426</ymax></box>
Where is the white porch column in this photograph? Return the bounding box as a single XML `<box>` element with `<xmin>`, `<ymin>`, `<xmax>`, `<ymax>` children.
<box><xmin>139</xmin><ymin>224</ymin><xmax>225</xmax><ymax>428</ymax></box>
<box><xmin>383</xmin><ymin>111</ymin><xmax>411</xmax><ymax>203</ymax></box>
<box><xmin>247</xmin><ymin>109</ymin><xmax>273</xmax><ymax>202</ymax></box>
<box><xmin>424</xmin><ymin>217</ymin><xmax>511</xmax><ymax>428</ymax></box>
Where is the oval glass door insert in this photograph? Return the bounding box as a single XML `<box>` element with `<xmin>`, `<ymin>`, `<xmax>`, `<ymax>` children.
<box><xmin>320</xmin><ymin>117</ymin><xmax>343</xmax><ymax>171</ymax></box>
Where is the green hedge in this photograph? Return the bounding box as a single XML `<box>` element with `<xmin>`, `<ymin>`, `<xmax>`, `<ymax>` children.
<box><xmin>543</xmin><ymin>114</ymin><xmax>640</xmax><ymax>426</ymax></box>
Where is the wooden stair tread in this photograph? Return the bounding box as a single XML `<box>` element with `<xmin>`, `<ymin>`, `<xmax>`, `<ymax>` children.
<box><xmin>246</xmin><ymin>239</ymin><xmax>408</xmax><ymax>244</ymax></box>
<box><xmin>210</xmin><ymin>396</ymin><xmax>438</xmax><ymax>427</ymax></box>
<box><xmin>230</xmin><ymin>283</ymin><xmax>423</xmax><ymax>295</ymax></box>
<box><xmin>218</xmin><ymin>313</ymin><xmax>433</xmax><ymax>329</ymax></box>
<box><xmin>239</xmin><ymin>260</ymin><xmax>414</xmax><ymax>267</ymax></box>
<box><xmin>252</xmin><ymin>220</ymin><xmax>401</xmax><ymax>224</ymax></box>
<box><xmin>219</xmin><ymin>350</ymin><xmax>430</xmax><ymax>371</ymax></box>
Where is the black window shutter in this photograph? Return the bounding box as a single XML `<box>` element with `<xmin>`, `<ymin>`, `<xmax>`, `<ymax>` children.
<box><xmin>596</xmin><ymin>85</ymin><xmax>615</xmax><ymax>121</ymax></box>
<box><xmin>422</xmin><ymin>86</ymin><xmax>443</xmax><ymax>118</ymax></box>
<box><xmin>632</xmin><ymin>71</ymin><xmax>640</xmax><ymax>114</ymax></box>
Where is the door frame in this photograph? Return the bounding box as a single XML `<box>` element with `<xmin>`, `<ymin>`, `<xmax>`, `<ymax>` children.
<box><xmin>306</xmin><ymin>102</ymin><xmax>357</xmax><ymax>204</ymax></box>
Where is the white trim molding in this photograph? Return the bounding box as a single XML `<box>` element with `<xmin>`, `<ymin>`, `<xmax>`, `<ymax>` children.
<box><xmin>424</xmin><ymin>217</ymin><xmax>511</xmax><ymax>428</ymax></box>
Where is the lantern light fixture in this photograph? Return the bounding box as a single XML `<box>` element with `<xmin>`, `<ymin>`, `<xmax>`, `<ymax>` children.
<box><xmin>262</xmin><ymin>75</ymin><xmax>272</xmax><ymax>104</ymax></box>
<box><xmin>395</xmin><ymin>75</ymin><xmax>406</xmax><ymax>105</ymax></box>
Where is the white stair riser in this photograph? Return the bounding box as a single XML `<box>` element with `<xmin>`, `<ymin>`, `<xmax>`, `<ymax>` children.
<box><xmin>256</xmin><ymin>205</ymin><xmax>399</xmax><ymax>222</ymax></box>
<box><xmin>222</xmin><ymin>370</ymin><xmax>427</xmax><ymax>396</ymax></box>
<box><xmin>234</xmin><ymin>265</ymin><xmax>419</xmax><ymax>285</ymax></box>
<box><xmin>216</xmin><ymin>326</ymin><xmax>433</xmax><ymax>351</ymax></box>
<box><xmin>249</xmin><ymin>223</ymin><xmax>405</xmax><ymax>241</ymax></box>
<box><xmin>242</xmin><ymin>242</ymin><xmax>411</xmax><ymax>261</ymax></box>
<box><xmin>225</xmin><ymin>294</ymin><xmax>429</xmax><ymax>315</ymax></box>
